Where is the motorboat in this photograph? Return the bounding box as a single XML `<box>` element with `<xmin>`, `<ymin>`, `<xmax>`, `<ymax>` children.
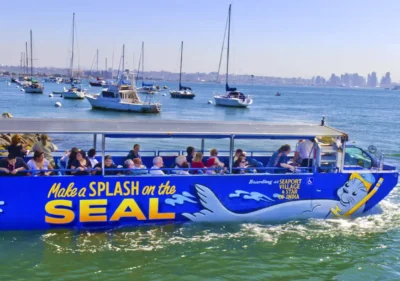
<box><xmin>170</xmin><ymin>41</ymin><xmax>195</xmax><ymax>99</ymax></box>
<box><xmin>0</xmin><ymin>116</ymin><xmax>397</xmax><ymax>230</ymax></box>
<box><xmin>86</xmin><ymin>45</ymin><xmax>161</xmax><ymax>113</ymax></box>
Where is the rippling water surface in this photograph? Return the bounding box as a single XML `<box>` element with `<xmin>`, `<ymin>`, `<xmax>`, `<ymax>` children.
<box><xmin>0</xmin><ymin>79</ymin><xmax>399</xmax><ymax>280</ymax></box>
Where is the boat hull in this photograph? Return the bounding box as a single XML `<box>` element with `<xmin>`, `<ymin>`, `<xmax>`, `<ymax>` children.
<box><xmin>0</xmin><ymin>171</ymin><xmax>397</xmax><ymax>230</ymax></box>
<box><xmin>89</xmin><ymin>82</ymin><xmax>103</xmax><ymax>87</ymax></box>
<box><xmin>214</xmin><ymin>96</ymin><xmax>252</xmax><ymax>107</ymax></box>
<box><xmin>170</xmin><ymin>91</ymin><xmax>195</xmax><ymax>99</ymax></box>
<box><xmin>86</xmin><ymin>96</ymin><xmax>161</xmax><ymax>113</ymax></box>
<box><xmin>24</xmin><ymin>87</ymin><xmax>44</xmax><ymax>94</ymax></box>
<box><xmin>63</xmin><ymin>91</ymin><xmax>85</xmax><ymax>99</ymax></box>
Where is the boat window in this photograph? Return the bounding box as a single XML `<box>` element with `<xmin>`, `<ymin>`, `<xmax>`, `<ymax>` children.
<box><xmin>345</xmin><ymin>147</ymin><xmax>372</xmax><ymax>168</ymax></box>
<box><xmin>102</xmin><ymin>91</ymin><xmax>115</xmax><ymax>98</ymax></box>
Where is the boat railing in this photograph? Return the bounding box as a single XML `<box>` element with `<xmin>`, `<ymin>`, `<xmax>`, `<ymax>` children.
<box><xmin>0</xmin><ymin>166</ymin><xmax>314</xmax><ymax>177</ymax></box>
<box><xmin>0</xmin><ymin>149</ymin><xmax>277</xmax><ymax>157</ymax></box>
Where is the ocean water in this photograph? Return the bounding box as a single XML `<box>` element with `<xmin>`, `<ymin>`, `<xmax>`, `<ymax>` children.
<box><xmin>0</xmin><ymin>78</ymin><xmax>399</xmax><ymax>280</ymax></box>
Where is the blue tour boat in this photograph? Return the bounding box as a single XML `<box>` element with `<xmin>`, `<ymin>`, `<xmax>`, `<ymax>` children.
<box><xmin>0</xmin><ymin>118</ymin><xmax>397</xmax><ymax>231</ymax></box>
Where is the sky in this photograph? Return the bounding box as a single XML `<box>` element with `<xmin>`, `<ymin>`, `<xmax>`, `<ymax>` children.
<box><xmin>2</xmin><ymin>0</ymin><xmax>400</xmax><ymax>80</ymax></box>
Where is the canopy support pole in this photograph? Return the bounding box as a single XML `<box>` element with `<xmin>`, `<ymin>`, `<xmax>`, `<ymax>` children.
<box><xmin>229</xmin><ymin>136</ymin><xmax>234</xmax><ymax>173</ymax></box>
<box><xmin>101</xmin><ymin>134</ymin><xmax>105</xmax><ymax>176</ymax></box>
<box><xmin>201</xmin><ymin>138</ymin><xmax>205</xmax><ymax>154</ymax></box>
<box><xmin>93</xmin><ymin>134</ymin><xmax>97</xmax><ymax>150</ymax></box>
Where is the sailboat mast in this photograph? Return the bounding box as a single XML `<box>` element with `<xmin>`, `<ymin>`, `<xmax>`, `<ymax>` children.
<box><xmin>179</xmin><ymin>41</ymin><xmax>183</xmax><ymax>88</ymax></box>
<box><xmin>25</xmin><ymin>42</ymin><xmax>28</xmax><ymax>76</ymax></box>
<box><xmin>105</xmin><ymin>57</ymin><xmax>107</xmax><ymax>78</ymax></box>
<box><xmin>226</xmin><ymin>4</ymin><xmax>231</xmax><ymax>88</ymax></box>
<box><xmin>30</xmin><ymin>30</ymin><xmax>33</xmax><ymax>78</ymax></box>
<box><xmin>96</xmin><ymin>49</ymin><xmax>99</xmax><ymax>75</ymax></box>
<box><xmin>20</xmin><ymin>52</ymin><xmax>23</xmax><ymax>75</ymax></box>
<box><xmin>70</xmin><ymin>12</ymin><xmax>75</xmax><ymax>80</ymax></box>
<box><xmin>122</xmin><ymin>44</ymin><xmax>125</xmax><ymax>74</ymax></box>
<box><xmin>142</xmin><ymin>42</ymin><xmax>144</xmax><ymax>82</ymax></box>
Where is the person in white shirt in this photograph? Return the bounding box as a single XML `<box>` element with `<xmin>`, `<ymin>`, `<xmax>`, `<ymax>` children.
<box><xmin>294</xmin><ymin>139</ymin><xmax>315</xmax><ymax>167</ymax></box>
<box><xmin>87</xmin><ymin>148</ymin><xmax>99</xmax><ymax>167</ymax></box>
<box><xmin>150</xmin><ymin>156</ymin><xmax>165</xmax><ymax>175</ymax></box>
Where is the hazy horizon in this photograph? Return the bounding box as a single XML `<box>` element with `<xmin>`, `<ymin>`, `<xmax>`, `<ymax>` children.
<box><xmin>2</xmin><ymin>0</ymin><xmax>400</xmax><ymax>81</ymax></box>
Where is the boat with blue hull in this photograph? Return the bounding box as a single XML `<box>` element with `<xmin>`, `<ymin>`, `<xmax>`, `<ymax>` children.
<box><xmin>0</xmin><ymin>118</ymin><xmax>397</xmax><ymax>231</ymax></box>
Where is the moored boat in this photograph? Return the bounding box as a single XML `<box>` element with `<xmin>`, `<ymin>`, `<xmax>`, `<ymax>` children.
<box><xmin>0</xmin><ymin>117</ymin><xmax>397</xmax><ymax>230</ymax></box>
<box><xmin>89</xmin><ymin>77</ymin><xmax>108</xmax><ymax>87</ymax></box>
<box><xmin>135</xmin><ymin>42</ymin><xmax>159</xmax><ymax>94</ymax></box>
<box><xmin>214</xmin><ymin>5</ymin><xmax>253</xmax><ymax>108</ymax></box>
<box><xmin>170</xmin><ymin>41</ymin><xmax>195</xmax><ymax>99</ymax></box>
<box><xmin>23</xmin><ymin>30</ymin><xmax>44</xmax><ymax>94</ymax></box>
<box><xmin>62</xmin><ymin>13</ymin><xmax>85</xmax><ymax>100</ymax></box>
<box><xmin>86</xmin><ymin>45</ymin><xmax>161</xmax><ymax>113</ymax></box>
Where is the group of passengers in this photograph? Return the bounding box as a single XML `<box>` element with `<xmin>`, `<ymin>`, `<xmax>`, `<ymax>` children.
<box><xmin>0</xmin><ymin>135</ymin><xmax>316</xmax><ymax>176</ymax></box>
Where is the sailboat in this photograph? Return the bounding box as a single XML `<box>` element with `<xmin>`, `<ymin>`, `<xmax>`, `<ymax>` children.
<box><xmin>170</xmin><ymin>41</ymin><xmax>195</xmax><ymax>99</ymax></box>
<box><xmin>62</xmin><ymin>13</ymin><xmax>85</xmax><ymax>99</ymax></box>
<box><xmin>89</xmin><ymin>49</ymin><xmax>108</xmax><ymax>87</ymax></box>
<box><xmin>86</xmin><ymin>45</ymin><xmax>161</xmax><ymax>113</ymax></box>
<box><xmin>136</xmin><ymin>42</ymin><xmax>159</xmax><ymax>94</ymax></box>
<box><xmin>23</xmin><ymin>30</ymin><xmax>45</xmax><ymax>94</ymax></box>
<box><xmin>214</xmin><ymin>4</ymin><xmax>253</xmax><ymax>108</ymax></box>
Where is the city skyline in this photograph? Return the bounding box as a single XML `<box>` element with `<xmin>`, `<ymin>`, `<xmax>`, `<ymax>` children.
<box><xmin>2</xmin><ymin>0</ymin><xmax>400</xmax><ymax>79</ymax></box>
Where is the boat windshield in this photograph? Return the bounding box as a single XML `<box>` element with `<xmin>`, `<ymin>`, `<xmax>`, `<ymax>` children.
<box><xmin>345</xmin><ymin>147</ymin><xmax>373</xmax><ymax>168</ymax></box>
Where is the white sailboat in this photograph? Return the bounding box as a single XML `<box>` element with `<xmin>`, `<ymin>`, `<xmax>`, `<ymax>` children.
<box><xmin>170</xmin><ymin>41</ymin><xmax>195</xmax><ymax>99</ymax></box>
<box><xmin>23</xmin><ymin>30</ymin><xmax>45</xmax><ymax>94</ymax></box>
<box><xmin>86</xmin><ymin>45</ymin><xmax>161</xmax><ymax>113</ymax></box>
<box><xmin>136</xmin><ymin>42</ymin><xmax>159</xmax><ymax>94</ymax></box>
<box><xmin>63</xmin><ymin>13</ymin><xmax>85</xmax><ymax>100</ymax></box>
<box><xmin>214</xmin><ymin>5</ymin><xmax>253</xmax><ymax>108</ymax></box>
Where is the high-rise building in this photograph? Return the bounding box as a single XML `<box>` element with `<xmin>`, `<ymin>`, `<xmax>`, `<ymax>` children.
<box><xmin>367</xmin><ymin>72</ymin><xmax>378</xmax><ymax>88</ymax></box>
<box><xmin>380</xmin><ymin>72</ymin><xmax>391</xmax><ymax>87</ymax></box>
<box><xmin>328</xmin><ymin>73</ymin><xmax>341</xmax><ymax>86</ymax></box>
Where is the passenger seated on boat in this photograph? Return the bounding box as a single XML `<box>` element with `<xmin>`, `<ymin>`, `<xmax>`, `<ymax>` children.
<box><xmin>71</xmin><ymin>150</ymin><xmax>92</xmax><ymax>176</ymax></box>
<box><xmin>93</xmin><ymin>155</ymin><xmax>120</xmax><ymax>176</ymax></box>
<box><xmin>61</xmin><ymin>147</ymin><xmax>79</xmax><ymax>175</ymax></box>
<box><xmin>206</xmin><ymin>154</ymin><xmax>227</xmax><ymax>175</ymax></box>
<box><xmin>191</xmin><ymin>152</ymin><xmax>205</xmax><ymax>174</ymax></box>
<box><xmin>232</xmin><ymin>153</ymin><xmax>256</xmax><ymax>174</ymax></box>
<box><xmin>31</xmin><ymin>134</ymin><xmax>58</xmax><ymax>167</ymax></box>
<box><xmin>179</xmin><ymin>162</ymin><xmax>190</xmax><ymax>175</ymax></box>
<box><xmin>267</xmin><ymin>145</ymin><xmax>295</xmax><ymax>173</ymax></box>
<box><xmin>87</xmin><ymin>148</ymin><xmax>98</xmax><ymax>167</ymax></box>
<box><xmin>0</xmin><ymin>154</ymin><xmax>29</xmax><ymax>176</ymax></box>
<box><xmin>27</xmin><ymin>150</ymin><xmax>53</xmax><ymax>176</ymax></box>
<box><xmin>126</xmin><ymin>144</ymin><xmax>141</xmax><ymax>161</ymax></box>
<box><xmin>173</xmin><ymin>155</ymin><xmax>187</xmax><ymax>174</ymax></box>
<box><xmin>150</xmin><ymin>156</ymin><xmax>164</xmax><ymax>175</ymax></box>
<box><xmin>125</xmin><ymin>158</ymin><xmax>148</xmax><ymax>175</ymax></box>
<box><xmin>234</xmin><ymin>149</ymin><xmax>263</xmax><ymax>171</ymax></box>
<box><xmin>186</xmin><ymin>146</ymin><xmax>195</xmax><ymax>163</ymax></box>
<box><xmin>7</xmin><ymin>134</ymin><xmax>28</xmax><ymax>158</ymax></box>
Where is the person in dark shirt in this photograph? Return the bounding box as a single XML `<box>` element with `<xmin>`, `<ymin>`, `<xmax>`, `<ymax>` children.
<box><xmin>126</xmin><ymin>144</ymin><xmax>141</xmax><ymax>161</ymax></box>
<box><xmin>7</xmin><ymin>134</ymin><xmax>27</xmax><ymax>158</ymax></box>
<box><xmin>0</xmin><ymin>154</ymin><xmax>29</xmax><ymax>176</ymax></box>
<box><xmin>267</xmin><ymin>144</ymin><xmax>295</xmax><ymax>174</ymax></box>
<box><xmin>93</xmin><ymin>155</ymin><xmax>120</xmax><ymax>176</ymax></box>
<box><xmin>71</xmin><ymin>150</ymin><xmax>92</xmax><ymax>176</ymax></box>
<box><xmin>186</xmin><ymin>146</ymin><xmax>195</xmax><ymax>163</ymax></box>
